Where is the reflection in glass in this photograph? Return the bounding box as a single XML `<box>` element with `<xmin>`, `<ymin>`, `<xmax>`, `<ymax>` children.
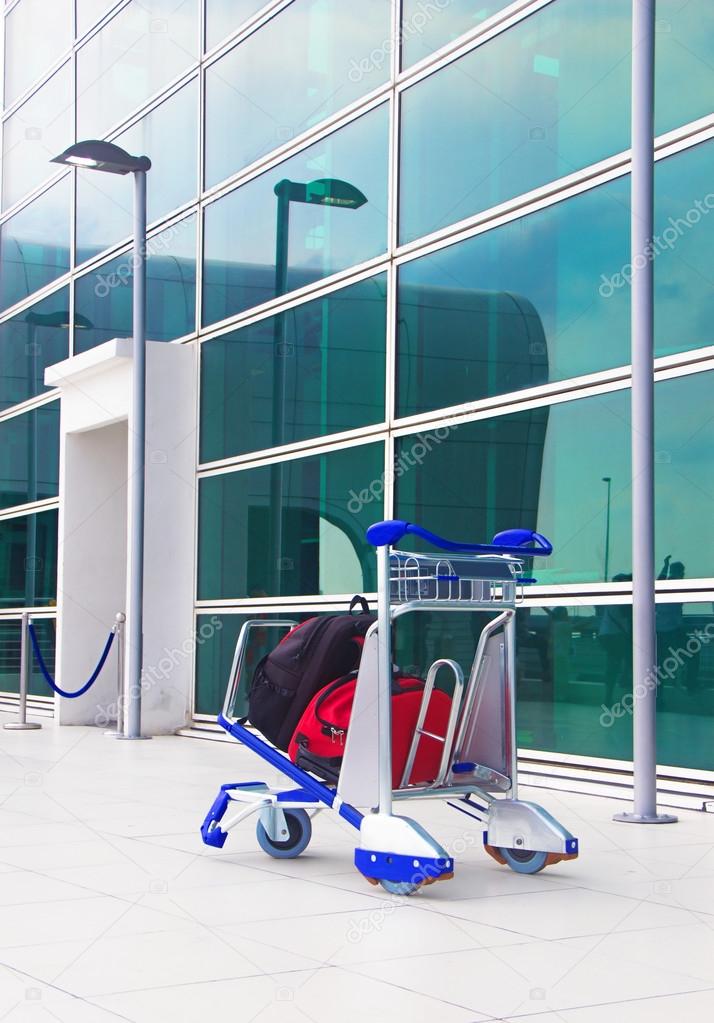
<box><xmin>197</xmin><ymin>442</ymin><xmax>383</xmax><ymax>599</ymax></box>
<box><xmin>0</xmin><ymin>508</ymin><xmax>58</xmax><ymax>608</ymax></box>
<box><xmin>398</xmin><ymin>136</ymin><xmax>714</xmax><ymax>417</ymax></box>
<box><xmin>401</xmin><ymin>0</ymin><xmax>510</xmax><ymax>67</ymax></box>
<box><xmin>202</xmin><ymin>105</ymin><xmax>389</xmax><ymax>326</ymax></box>
<box><xmin>0</xmin><ymin>617</ymin><xmax>56</xmax><ymax>697</ymax></box>
<box><xmin>395</xmin><ymin>371</ymin><xmax>714</xmax><ymax>585</ymax></box>
<box><xmin>2</xmin><ymin>62</ymin><xmax>73</xmax><ymax>212</ymax></box>
<box><xmin>75</xmin><ymin>80</ymin><xmax>199</xmax><ymax>265</ymax></box>
<box><xmin>400</xmin><ymin>0</ymin><xmax>714</xmax><ymax>245</ymax></box>
<box><xmin>205</xmin><ymin>0</ymin><xmax>391</xmax><ymax>187</ymax></box>
<box><xmin>0</xmin><ymin>401</ymin><xmax>60</xmax><ymax>510</ymax></box>
<box><xmin>205</xmin><ymin>0</ymin><xmax>269</xmax><ymax>50</ymax></box>
<box><xmin>76</xmin><ymin>0</ymin><xmax>199</xmax><ymax>139</ymax></box>
<box><xmin>400</xmin><ymin>1</ymin><xmax>632</xmax><ymax>243</ymax></box>
<box><xmin>194</xmin><ymin>610</ymin><xmax>317</xmax><ymax>716</ymax></box>
<box><xmin>74</xmin><ymin>214</ymin><xmax>197</xmax><ymax>352</ymax></box>
<box><xmin>200</xmin><ymin>274</ymin><xmax>387</xmax><ymax>462</ymax></box>
<box><xmin>0</xmin><ymin>288</ymin><xmax>70</xmax><ymax>410</ymax></box>
<box><xmin>515</xmin><ymin>601</ymin><xmax>714</xmax><ymax>771</ymax></box>
<box><xmin>0</xmin><ymin>177</ymin><xmax>71</xmax><ymax>313</ymax></box>
<box><xmin>3</xmin><ymin>0</ymin><xmax>72</xmax><ymax>106</ymax></box>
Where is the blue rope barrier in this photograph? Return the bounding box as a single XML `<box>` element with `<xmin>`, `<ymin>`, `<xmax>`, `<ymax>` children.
<box><xmin>28</xmin><ymin>622</ymin><xmax>116</xmax><ymax>699</ymax></box>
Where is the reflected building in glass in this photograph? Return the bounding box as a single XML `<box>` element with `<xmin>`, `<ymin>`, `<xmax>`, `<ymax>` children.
<box><xmin>1</xmin><ymin>0</ymin><xmax>713</xmax><ymax>782</ymax></box>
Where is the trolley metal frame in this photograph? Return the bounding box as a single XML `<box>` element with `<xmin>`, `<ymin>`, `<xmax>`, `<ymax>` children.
<box><xmin>200</xmin><ymin>520</ymin><xmax>579</xmax><ymax>894</ymax></box>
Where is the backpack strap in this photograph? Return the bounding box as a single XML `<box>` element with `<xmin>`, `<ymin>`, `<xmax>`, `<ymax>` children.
<box><xmin>349</xmin><ymin>595</ymin><xmax>371</xmax><ymax>615</ymax></box>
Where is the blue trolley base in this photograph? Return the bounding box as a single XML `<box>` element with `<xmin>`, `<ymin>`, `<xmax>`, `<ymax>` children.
<box><xmin>355</xmin><ymin>849</ymin><xmax>454</xmax><ymax>885</ymax></box>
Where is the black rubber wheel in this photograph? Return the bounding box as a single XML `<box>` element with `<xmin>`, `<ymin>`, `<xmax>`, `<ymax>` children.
<box><xmin>256</xmin><ymin>808</ymin><xmax>312</xmax><ymax>859</ymax></box>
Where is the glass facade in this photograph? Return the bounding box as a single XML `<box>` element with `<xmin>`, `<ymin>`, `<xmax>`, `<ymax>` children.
<box><xmin>202</xmin><ymin>104</ymin><xmax>390</xmax><ymax>325</ymax></box>
<box><xmin>1</xmin><ymin>0</ymin><xmax>712</xmax><ymax>777</ymax></box>
<box><xmin>204</xmin><ymin>0</ymin><xmax>391</xmax><ymax>187</ymax></box>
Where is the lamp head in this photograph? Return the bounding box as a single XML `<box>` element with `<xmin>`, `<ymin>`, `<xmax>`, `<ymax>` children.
<box><xmin>51</xmin><ymin>140</ymin><xmax>151</xmax><ymax>175</ymax></box>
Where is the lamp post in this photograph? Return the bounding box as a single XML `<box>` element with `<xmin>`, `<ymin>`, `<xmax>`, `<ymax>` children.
<box><xmin>51</xmin><ymin>140</ymin><xmax>152</xmax><ymax>740</ymax></box>
<box><xmin>601</xmin><ymin>476</ymin><xmax>612</xmax><ymax>583</ymax></box>
<box><xmin>269</xmin><ymin>178</ymin><xmax>367</xmax><ymax>593</ymax></box>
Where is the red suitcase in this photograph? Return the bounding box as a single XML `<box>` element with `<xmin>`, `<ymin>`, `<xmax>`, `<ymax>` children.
<box><xmin>288</xmin><ymin>672</ymin><xmax>452</xmax><ymax>787</ymax></box>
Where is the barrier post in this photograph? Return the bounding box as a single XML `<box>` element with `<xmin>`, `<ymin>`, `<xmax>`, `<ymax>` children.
<box><xmin>4</xmin><ymin>613</ymin><xmax>42</xmax><ymax>731</ymax></box>
<box><xmin>105</xmin><ymin>612</ymin><xmax>126</xmax><ymax>738</ymax></box>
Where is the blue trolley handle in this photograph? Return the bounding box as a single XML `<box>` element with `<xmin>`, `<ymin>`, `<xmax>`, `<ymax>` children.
<box><xmin>365</xmin><ymin>520</ymin><xmax>553</xmax><ymax>557</ymax></box>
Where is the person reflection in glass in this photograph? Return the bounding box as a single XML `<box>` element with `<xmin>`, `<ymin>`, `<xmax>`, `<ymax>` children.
<box><xmin>656</xmin><ymin>555</ymin><xmax>687</xmax><ymax>696</ymax></box>
<box><xmin>597</xmin><ymin>573</ymin><xmax>632</xmax><ymax>706</ymax></box>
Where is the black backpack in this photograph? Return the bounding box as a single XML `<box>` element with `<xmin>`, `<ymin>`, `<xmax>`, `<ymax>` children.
<box><xmin>247</xmin><ymin>596</ymin><xmax>376</xmax><ymax>751</ymax></box>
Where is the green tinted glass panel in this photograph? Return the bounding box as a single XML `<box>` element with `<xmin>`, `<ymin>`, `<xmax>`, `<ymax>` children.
<box><xmin>395</xmin><ymin>371</ymin><xmax>714</xmax><ymax>586</ymax></box>
<box><xmin>0</xmin><ymin>617</ymin><xmax>55</xmax><ymax>697</ymax></box>
<box><xmin>202</xmin><ymin>105</ymin><xmax>389</xmax><ymax>326</ymax></box>
<box><xmin>76</xmin><ymin>0</ymin><xmax>199</xmax><ymax>139</ymax></box>
<box><xmin>3</xmin><ymin>0</ymin><xmax>72</xmax><ymax>106</ymax></box>
<box><xmin>0</xmin><ymin>178</ymin><xmax>71</xmax><ymax>312</ymax></box>
<box><xmin>0</xmin><ymin>402</ymin><xmax>59</xmax><ymax>510</ymax></box>
<box><xmin>200</xmin><ymin>274</ymin><xmax>387</xmax><ymax>462</ymax></box>
<box><xmin>74</xmin><ymin>215</ymin><xmax>197</xmax><ymax>352</ymax></box>
<box><xmin>0</xmin><ymin>508</ymin><xmax>58</xmax><ymax>608</ymax></box>
<box><xmin>400</xmin><ymin>0</ymin><xmax>714</xmax><ymax>245</ymax></box>
<box><xmin>205</xmin><ymin>0</ymin><xmax>391</xmax><ymax>187</ymax></box>
<box><xmin>397</xmin><ymin>139</ymin><xmax>714</xmax><ymax>417</ymax></box>
<box><xmin>205</xmin><ymin>0</ymin><xmax>268</xmax><ymax>50</ymax></box>
<box><xmin>2</xmin><ymin>62</ymin><xmax>73</xmax><ymax>212</ymax></box>
<box><xmin>514</xmin><ymin>601</ymin><xmax>714</xmax><ymax>772</ymax></box>
<box><xmin>76</xmin><ymin>81</ymin><xmax>198</xmax><ymax>265</ymax></box>
<box><xmin>195</xmin><ymin>611</ymin><xmax>318</xmax><ymax>716</ymax></box>
<box><xmin>0</xmin><ymin>287</ymin><xmax>70</xmax><ymax>411</ymax></box>
<box><xmin>400</xmin><ymin>1</ymin><xmax>632</xmax><ymax>243</ymax></box>
<box><xmin>401</xmin><ymin>1</ymin><xmax>510</xmax><ymax>67</ymax></box>
<box><xmin>198</xmin><ymin>442</ymin><xmax>383</xmax><ymax>599</ymax></box>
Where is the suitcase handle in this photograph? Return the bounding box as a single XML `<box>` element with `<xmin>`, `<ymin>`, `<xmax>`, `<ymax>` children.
<box><xmin>366</xmin><ymin>520</ymin><xmax>553</xmax><ymax>557</ymax></box>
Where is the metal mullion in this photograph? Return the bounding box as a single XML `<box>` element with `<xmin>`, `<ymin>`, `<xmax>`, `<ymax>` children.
<box><xmin>201</xmin><ymin>90</ymin><xmax>391</xmax><ymax>207</ymax></box>
<box><xmin>197</xmin><ymin>425</ymin><xmax>390</xmax><ymax>478</ymax></box>
<box><xmin>394</xmin><ymin>0</ymin><xmax>554</xmax><ymax>94</ymax></box>
<box><xmin>0</xmin><ymin>498</ymin><xmax>60</xmax><ymax>524</ymax></box>
<box><xmin>196</xmin><ymin>253</ymin><xmax>389</xmax><ymax>340</ymax></box>
<box><xmin>197</xmin><ymin>261</ymin><xmax>390</xmax><ymax>345</ymax></box>
<box><xmin>202</xmin><ymin>0</ymin><xmax>293</xmax><ymax>64</ymax></box>
<box><xmin>0</xmin><ymin>390</ymin><xmax>61</xmax><ymax>426</ymax></box>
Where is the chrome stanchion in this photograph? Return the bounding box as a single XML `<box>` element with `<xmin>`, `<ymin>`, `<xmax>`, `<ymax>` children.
<box><xmin>4</xmin><ymin>612</ymin><xmax>42</xmax><ymax>731</ymax></box>
<box><xmin>105</xmin><ymin>612</ymin><xmax>126</xmax><ymax>738</ymax></box>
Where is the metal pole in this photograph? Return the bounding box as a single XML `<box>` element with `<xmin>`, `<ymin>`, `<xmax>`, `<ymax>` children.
<box><xmin>614</xmin><ymin>0</ymin><xmax>675</xmax><ymax>824</ymax></box>
<box><xmin>376</xmin><ymin>545</ymin><xmax>393</xmax><ymax>815</ymax></box>
<box><xmin>122</xmin><ymin>169</ymin><xmax>150</xmax><ymax>740</ymax></box>
<box><xmin>4</xmin><ymin>613</ymin><xmax>42</xmax><ymax>730</ymax></box>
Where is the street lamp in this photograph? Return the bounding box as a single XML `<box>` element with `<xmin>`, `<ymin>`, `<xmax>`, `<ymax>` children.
<box><xmin>601</xmin><ymin>476</ymin><xmax>612</xmax><ymax>582</ymax></box>
<box><xmin>51</xmin><ymin>140</ymin><xmax>152</xmax><ymax>740</ymax></box>
<box><xmin>269</xmin><ymin>178</ymin><xmax>367</xmax><ymax>592</ymax></box>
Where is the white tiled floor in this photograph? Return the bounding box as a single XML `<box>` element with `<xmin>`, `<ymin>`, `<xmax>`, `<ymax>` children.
<box><xmin>1</xmin><ymin>716</ymin><xmax>713</xmax><ymax>1022</ymax></box>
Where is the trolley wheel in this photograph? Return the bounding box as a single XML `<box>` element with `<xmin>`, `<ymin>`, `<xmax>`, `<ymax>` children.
<box><xmin>256</xmin><ymin>809</ymin><xmax>312</xmax><ymax>859</ymax></box>
<box><xmin>379</xmin><ymin>879</ymin><xmax>422</xmax><ymax>897</ymax></box>
<box><xmin>498</xmin><ymin>847</ymin><xmax>548</xmax><ymax>874</ymax></box>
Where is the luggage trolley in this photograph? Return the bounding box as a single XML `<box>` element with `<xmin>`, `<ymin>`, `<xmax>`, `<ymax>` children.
<box><xmin>200</xmin><ymin>520</ymin><xmax>579</xmax><ymax>895</ymax></box>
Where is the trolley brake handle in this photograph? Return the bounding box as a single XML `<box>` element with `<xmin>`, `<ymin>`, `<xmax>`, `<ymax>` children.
<box><xmin>365</xmin><ymin>520</ymin><xmax>553</xmax><ymax>557</ymax></box>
